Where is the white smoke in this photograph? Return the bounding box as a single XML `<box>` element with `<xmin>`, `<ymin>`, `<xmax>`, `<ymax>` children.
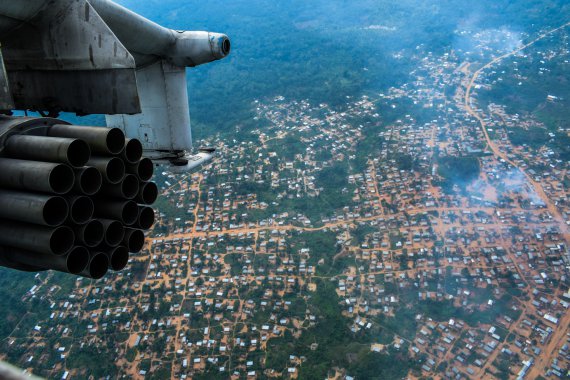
<box><xmin>497</xmin><ymin>169</ymin><xmax>546</xmax><ymax>207</ymax></box>
<box><xmin>453</xmin><ymin>14</ymin><xmax>525</xmax><ymax>59</ymax></box>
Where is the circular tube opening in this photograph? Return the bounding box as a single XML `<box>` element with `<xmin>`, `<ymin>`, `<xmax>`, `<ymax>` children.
<box><xmin>43</xmin><ymin>196</ymin><xmax>69</xmax><ymax>226</ymax></box>
<box><xmin>108</xmin><ymin>246</ymin><xmax>129</xmax><ymax>271</ymax></box>
<box><xmin>49</xmin><ymin>165</ymin><xmax>74</xmax><ymax>194</ymax></box>
<box><xmin>87</xmin><ymin>253</ymin><xmax>109</xmax><ymax>279</ymax></box>
<box><xmin>77</xmin><ymin>167</ymin><xmax>102</xmax><ymax>195</ymax></box>
<box><xmin>66</xmin><ymin>246</ymin><xmax>89</xmax><ymax>274</ymax></box>
<box><xmin>105</xmin><ymin>220</ymin><xmax>125</xmax><ymax>247</ymax></box>
<box><xmin>124</xmin><ymin>139</ymin><xmax>143</xmax><ymax>164</ymax></box>
<box><xmin>106</xmin><ymin>157</ymin><xmax>126</xmax><ymax>184</ymax></box>
<box><xmin>139</xmin><ymin>182</ymin><xmax>158</xmax><ymax>205</ymax></box>
<box><xmin>106</xmin><ymin>128</ymin><xmax>126</xmax><ymax>155</ymax></box>
<box><xmin>137</xmin><ymin>158</ymin><xmax>154</xmax><ymax>181</ymax></box>
<box><xmin>69</xmin><ymin>196</ymin><xmax>94</xmax><ymax>224</ymax></box>
<box><xmin>125</xmin><ymin>229</ymin><xmax>145</xmax><ymax>253</ymax></box>
<box><xmin>137</xmin><ymin>207</ymin><xmax>155</xmax><ymax>230</ymax></box>
<box><xmin>50</xmin><ymin>226</ymin><xmax>74</xmax><ymax>256</ymax></box>
<box><xmin>67</xmin><ymin>139</ymin><xmax>91</xmax><ymax>167</ymax></box>
<box><xmin>82</xmin><ymin>220</ymin><xmax>104</xmax><ymax>248</ymax></box>
<box><xmin>122</xmin><ymin>175</ymin><xmax>140</xmax><ymax>200</ymax></box>
<box><xmin>122</xmin><ymin>201</ymin><xmax>139</xmax><ymax>226</ymax></box>
<box><xmin>222</xmin><ymin>38</ymin><xmax>231</xmax><ymax>55</ymax></box>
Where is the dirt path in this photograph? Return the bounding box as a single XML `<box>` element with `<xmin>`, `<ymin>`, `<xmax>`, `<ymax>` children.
<box><xmin>161</xmin><ymin>206</ymin><xmax>501</xmax><ymax>243</ymax></box>
<box><xmin>170</xmin><ymin>174</ymin><xmax>203</xmax><ymax>380</ymax></box>
<box><xmin>463</xmin><ymin>21</ymin><xmax>570</xmax><ymax>378</ymax></box>
<box><xmin>464</xmin><ymin>22</ymin><xmax>570</xmax><ymax>243</ymax></box>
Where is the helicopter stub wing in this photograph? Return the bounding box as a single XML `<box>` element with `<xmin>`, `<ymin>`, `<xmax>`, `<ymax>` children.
<box><xmin>0</xmin><ymin>0</ymin><xmax>230</xmax><ymax>162</ymax></box>
<box><xmin>0</xmin><ymin>0</ymin><xmax>139</xmax><ymax>115</ymax></box>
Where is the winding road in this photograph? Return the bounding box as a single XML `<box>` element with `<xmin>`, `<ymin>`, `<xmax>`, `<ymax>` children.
<box><xmin>463</xmin><ymin>21</ymin><xmax>570</xmax><ymax>379</ymax></box>
<box><xmin>463</xmin><ymin>21</ymin><xmax>570</xmax><ymax>243</ymax></box>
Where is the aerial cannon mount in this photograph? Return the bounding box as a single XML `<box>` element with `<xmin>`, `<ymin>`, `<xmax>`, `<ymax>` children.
<box><xmin>0</xmin><ymin>116</ymin><xmax>157</xmax><ymax>279</ymax></box>
<box><xmin>0</xmin><ymin>0</ymin><xmax>231</xmax><ymax>278</ymax></box>
<box><xmin>0</xmin><ymin>0</ymin><xmax>231</xmax><ymax>171</ymax></box>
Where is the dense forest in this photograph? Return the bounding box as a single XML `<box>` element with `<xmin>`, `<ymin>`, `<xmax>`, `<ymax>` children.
<box><xmin>438</xmin><ymin>156</ymin><xmax>481</xmax><ymax>191</ymax></box>
<box><xmin>477</xmin><ymin>33</ymin><xmax>570</xmax><ymax>160</ymax></box>
<box><xmin>98</xmin><ymin>0</ymin><xmax>570</xmax><ymax>139</ymax></box>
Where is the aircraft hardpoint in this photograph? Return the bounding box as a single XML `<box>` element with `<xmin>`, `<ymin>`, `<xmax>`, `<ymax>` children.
<box><xmin>0</xmin><ymin>0</ymin><xmax>230</xmax><ymax>280</ymax></box>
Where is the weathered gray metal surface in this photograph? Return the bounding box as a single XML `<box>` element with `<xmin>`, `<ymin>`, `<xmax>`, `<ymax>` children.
<box><xmin>0</xmin><ymin>0</ymin><xmax>228</xmax><ymax>115</ymax></box>
<box><xmin>93</xmin><ymin>1</ymin><xmax>230</xmax><ymax>158</ymax></box>
<box><xmin>0</xmin><ymin>48</ymin><xmax>13</xmax><ymax>110</ymax></box>
<box><xmin>0</xmin><ymin>1</ymin><xmax>48</xmax><ymax>33</ymax></box>
<box><xmin>1</xmin><ymin>0</ymin><xmax>135</xmax><ymax>71</ymax></box>
<box><xmin>0</xmin><ymin>0</ymin><xmax>141</xmax><ymax>114</ymax></box>
<box><xmin>106</xmin><ymin>60</ymin><xmax>192</xmax><ymax>152</ymax></box>
<box><xmin>88</xmin><ymin>0</ymin><xmax>176</xmax><ymax>64</ymax></box>
<box><xmin>168</xmin><ymin>151</ymin><xmax>215</xmax><ymax>173</ymax></box>
<box><xmin>8</xmin><ymin>68</ymin><xmax>140</xmax><ymax>115</ymax></box>
<box><xmin>0</xmin><ymin>0</ymin><xmax>230</xmax><ymax>67</ymax></box>
<box><xmin>0</xmin><ymin>0</ymin><xmax>230</xmax><ymax>165</ymax></box>
<box><xmin>0</xmin><ymin>116</ymin><xmax>67</xmax><ymax>149</ymax></box>
<box><xmin>168</xmin><ymin>31</ymin><xmax>231</xmax><ymax>67</ymax></box>
<box><xmin>88</xmin><ymin>0</ymin><xmax>230</xmax><ymax>67</ymax></box>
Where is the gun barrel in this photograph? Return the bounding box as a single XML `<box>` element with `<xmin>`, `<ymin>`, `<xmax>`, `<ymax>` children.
<box><xmin>126</xmin><ymin>157</ymin><xmax>154</xmax><ymax>181</ymax></box>
<box><xmin>104</xmin><ymin>245</ymin><xmax>129</xmax><ymax>271</ymax></box>
<box><xmin>0</xmin><ymin>159</ymin><xmax>75</xmax><ymax>194</ymax></box>
<box><xmin>0</xmin><ymin>221</ymin><xmax>74</xmax><ymax>256</ymax></box>
<box><xmin>5</xmin><ymin>135</ymin><xmax>90</xmax><ymax>167</ymax></box>
<box><xmin>0</xmin><ymin>102</ymin><xmax>156</xmax><ymax>280</ymax></box>
<box><xmin>95</xmin><ymin>200</ymin><xmax>138</xmax><ymax>225</ymax></box>
<box><xmin>122</xmin><ymin>139</ymin><xmax>143</xmax><ymax>164</ymax></box>
<box><xmin>74</xmin><ymin>220</ymin><xmax>105</xmax><ymax>248</ymax></box>
<box><xmin>73</xmin><ymin>167</ymin><xmax>103</xmax><ymax>196</ymax></box>
<box><xmin>81</xmin><ymin>252</ymin><xmax>109</xmax><ymax>279</ymax></box>
<box><xmin>66</xmin><ymin>196</ymin><xmax>94</xmax><ymax>225</ymax></box>
<box><xmin>0</xmin><ymin>246</ymin><xmax>89</xmax><ymax>275</ymax></box>
<box><xmin>123</xmin><ymin>228</ymin><xmax>145</xmax><ymax>253</ymax></box>
<box><xmin>99</xmin><ymin>174</ymin><xmax>139</xmax><ymax>200</ymax></box>
<box><xmin>136</xmin><ymin>206</ymin><xmax>155</xmax><ymax>230</ymax></box>
<box><xmin>136</xmin><ymin>181</ymin><xmax>158</xmax><ymax>205</ymax></box>
<box><xmin>0</xmin><ymin>191</ymin><xmax>68</xmax><ymax>226</ymax></box>
<box><xmin>49</xmin><ymin>125</ymin><xmax>125</xmax><ymax>155</ymax></box>
<box><xmin>99</xmin><ymin>219</ymin><xmax>125</xmax><ymax>247</ymax></box>
<box><xmin>88</xmin><ymin>157</ymin><xmax>125</xmax><ymax>184</ymax></box>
